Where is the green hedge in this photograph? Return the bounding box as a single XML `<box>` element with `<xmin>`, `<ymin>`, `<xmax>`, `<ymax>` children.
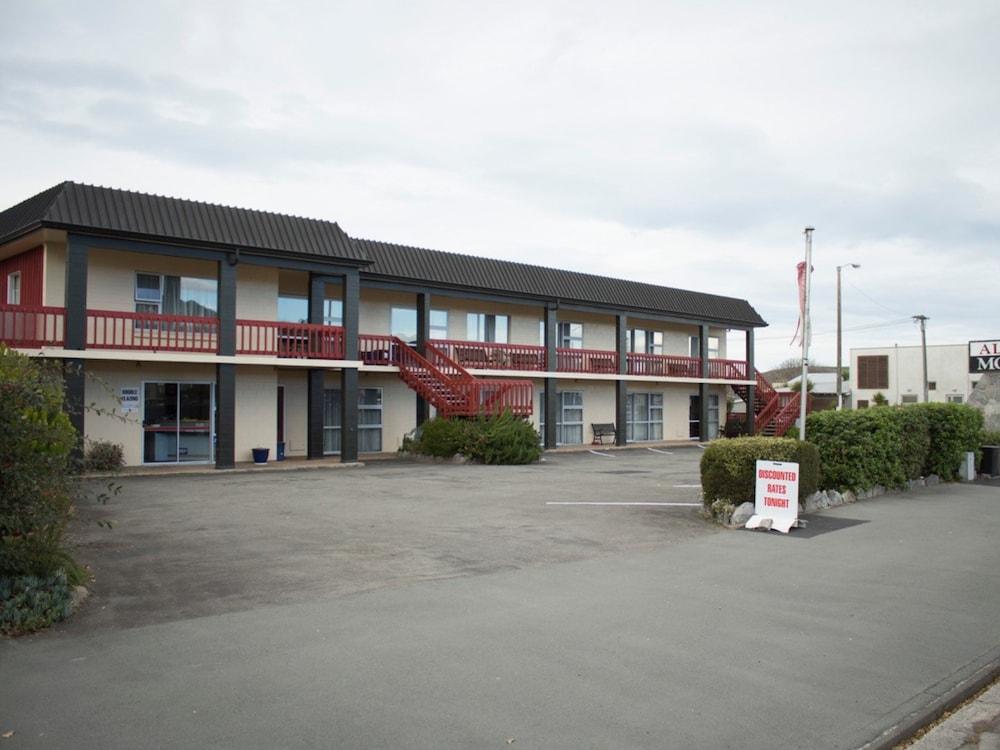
<box><xmin>407</xmin><ymin>411</ymin><xmax>542</xmax><ymax>465</ymax></box>
<box><xmin>912</xmin><ymin>403</ymin><xmax>983</xmax><ymax>480</ymax></box>
<box><xmin>982</xmin><ymin>430</ymin><xmax>1000</xmax><ymax>449</ymax></box>
<box><xmin>805</xmin><ymin>403</ymin><xmax>982</xmax><ymax>490</ymax></box>
<box><xmin>700</xmin><ymin>436</ymin><xmax>820</xmax><ymax>509</ymax></box>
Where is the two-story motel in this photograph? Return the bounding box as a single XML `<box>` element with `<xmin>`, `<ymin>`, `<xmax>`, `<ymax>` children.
<box><xmin>0</xmin><ymin>182</ymin><xmax>793</xmax><ymax>469</ymax></box>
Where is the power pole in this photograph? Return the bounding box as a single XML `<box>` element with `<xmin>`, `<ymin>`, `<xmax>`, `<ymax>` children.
<box><xmin>799</xmin><ymin>227</ymin><xmax>814</xmax><ymax>441</ymax></box>
<box><xmin>913</xmin><ymin>315</ymin><xmax>929</xmax><ymax>403</ymax></box>
<box><xmin>835</xmin><ymin>262</ymin><xmax>860</xmax><ymax>410</ymax></box>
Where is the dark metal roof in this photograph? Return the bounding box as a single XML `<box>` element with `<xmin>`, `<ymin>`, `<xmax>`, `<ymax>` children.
<box><xmin>0</xmin><ymin>182</ymin><xmax>366</xmax><ymax>262</ymax></box>
<box><xmin>353</xmin><ymin>238</ymin><xmax>767</xmax><ymax>328</ymax></box>
<box><xmin>0</xmin><ymin>182</ymin><xmax>766</xmax><ymax>327</ymax></box>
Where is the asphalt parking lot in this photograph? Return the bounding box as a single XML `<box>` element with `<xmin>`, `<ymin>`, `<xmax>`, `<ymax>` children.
<box><xmin>67</xmin><ymin>445</ymin><xmax>713</xmax><ymax>632</ymax></box>
<box><xmin>5</xmin><ymin>450</ymin><xmax>999</xmax><ymax>749</ymax></box>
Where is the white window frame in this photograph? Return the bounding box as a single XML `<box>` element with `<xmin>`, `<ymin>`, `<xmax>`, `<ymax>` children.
<box><xmin>539</xmin><ymin>390</ymin><xmax>584</xmax><ymax>445</ymax></box>
<box><xmin>140</xmin><ymin>380</ymin><xmax>215</xmax><ymax>465</ymax></box>
<box><xmin>627</xmin><ymin>392</ymin><xmax>664</xmax><ymax>441</ymax></box>
<box><xmin>689</xmin><ymin>335</ymin><xmax>720</xmax><ymax>359</ymax></box>
<box><xmin>467</xmin><ymin>313</ymin><xmax>510</xmax><ymax>343</ymax></box>
<box><xmin>323</xmin><ymin>387</ymin><xmax>383</xmax><ymax>454</ymax></box>
<box><xmin>134</xmin><ymin>272</ymin><xmax>217</xmax><ymax>317</ymax></box>
<box><xmin>629</xmin><ymin>328</ymin><xmax>663</xmax><ymax>355</ymax></box>
<box><xmin>558</xmin><ymin>322</ymin><xmax>584</xmax><ymax>349</ymax></box>
<box><xmin>6</xmin><ymin>271</ymin><xmax>21</xmax><ymax>305</ymax></box>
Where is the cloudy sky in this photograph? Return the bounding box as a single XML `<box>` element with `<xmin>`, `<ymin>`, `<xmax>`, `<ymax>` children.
<box><xmin>1</xmin><ymin>1</ymin><xmax>997</xmax><ymax>368</ymax></box>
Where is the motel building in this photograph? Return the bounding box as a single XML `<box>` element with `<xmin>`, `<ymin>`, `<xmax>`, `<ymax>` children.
<box><xmin>0</xmin><ymin>182</ymin><xmax>795</xmax><ymax>469</ymax></box>
<box><xmin>851</xmin><ymin>343</ymin><xmax>992</xmax><ymax>408</ymax></box>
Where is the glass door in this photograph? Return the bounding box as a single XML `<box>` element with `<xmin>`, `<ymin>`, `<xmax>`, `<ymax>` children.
<box><xmin>143</xmin><ymin>381</ymin><xmax>214</xmax><ymax>463</ymax></box>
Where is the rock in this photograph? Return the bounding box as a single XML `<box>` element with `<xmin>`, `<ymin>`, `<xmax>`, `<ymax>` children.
<box><xmin>756</xmin><ymin>517</ymin><xmax>773</xmax><ymax>531</ymax></box>
<box><xmin>842</xmin><ymin>490</ymin><xmax>857</xmax><ymax>504</ymax></box>
<box><xmin>731</xmin><ymin>502</ymin><xmax>755</xmax><ymax>526</ymax></box>
<box><xmin>925</xmin><ymin>474</ymin><xmax>940</xmax><ymax>486</ymax></box>
<box><xmin>872</xmin><ymin>485</ymin><xmax>886</xmax><ymax>497</ymax></box>
<box><xmin>826</xmin><ymin>489</ymin><xmax>843</xmax><ymax>507</ymax></box>
<box><xmin>802</xmin><ymin>491</ymin><xmax>824</xmax><ymax>513</ymax></box>
<box><xmin>906</xmin><ymin>478</ymin><xmax>925</xmax><ymax>491</ymax></box>
<box><xmin>70</xmin><ymin>585</ymin><xmax>89</xmax><ymax>611</ymax></box>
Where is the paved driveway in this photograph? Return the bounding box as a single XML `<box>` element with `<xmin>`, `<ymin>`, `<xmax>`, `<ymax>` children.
<box><xmin>66</xmin><ymin>446</ymin><xmax>711</xmax><ymax>632</ymax></box>
<box><xmin>4</xmin><ymin>451</ymin><xmax>1000</xmax><ymax>749</ymax></box>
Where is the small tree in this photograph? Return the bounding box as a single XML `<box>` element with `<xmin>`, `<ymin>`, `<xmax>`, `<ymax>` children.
<box><xmin>872</xmin><ymin>392</ymin><xmax>888</xmax><ymax>407</ymax></box>
<box><xmin>0</xmin><ymin>346</ymin><xmax>84</xmax><ymax>583</ymax></box>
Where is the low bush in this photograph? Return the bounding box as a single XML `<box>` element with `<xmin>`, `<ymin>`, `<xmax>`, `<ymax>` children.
<box><xmin>407</xmin><ymin>411</ymin><xmax>542</xmax><ymax>465</ymax></box>
<box><xmin>981</xmin><ymin>430</ymin><xmax>1000</xmax><ymax>449</ymax></box>
<box><xmin>0</xmin><ymin>571</ymin><xmax>74</xmax><ymax>635</ymax></box>
<box><xmin>84</xmin><ymin>440</ymin><xmax>125</xmax><ymax>473</ymax></box>
<box><xmin>912</xmin><ymin>403</ymin><xmax>983</xmax><ymax>481</ymax></box>
<box><xmin>700</xmin><ymin>436</ymin><xmax>820</xmax><ymax>511</ymax></box>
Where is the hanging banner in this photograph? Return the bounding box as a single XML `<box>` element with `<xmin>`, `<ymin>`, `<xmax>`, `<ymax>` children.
<box><xmin>790</xmin><ymin>261</ymin><xmax>808</xmax><ymax>346</ymax></box>
<box><xmin>746</xmin><ymin>460</ymin><xmax>800</xmax><ymax>534</ymax></box>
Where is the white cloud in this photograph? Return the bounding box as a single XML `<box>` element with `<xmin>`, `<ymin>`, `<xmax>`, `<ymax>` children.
<box><xmin>1</xmin><ymin>0</ymin><xmax>998</xmax><ymax>368</ymax></box>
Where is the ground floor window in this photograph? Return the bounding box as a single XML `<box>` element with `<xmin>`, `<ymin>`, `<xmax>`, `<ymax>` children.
<box><xmin>626</xmin><ymin>392</ymin><xmax>663</xmax><ymax>441</ymax></box>
<box><xmin>539</xmin><ymin>391</ymin><xmax>584</xmax><ymax>445</ymax></box>
<box><xmin>142</xmin><ymin>382</ymin><xmax>214</xmax><ymax>463</ymax></box>
<box><xmin>323</xmin><ymin>387</ymin><xmax>383</xmax><ymax>454</ymax></box>
<box><xmin>946</xmin><ymin>394</ymin><xmax>964</xmax><ymax>404</ymax></box>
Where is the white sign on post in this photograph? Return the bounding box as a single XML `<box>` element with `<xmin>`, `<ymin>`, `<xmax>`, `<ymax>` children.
<box><xmin>119</xmin><ymin>387</ymin><xmax>140</xmax><ymax>414</ymax></box>
<box><xmin>746</xmin><ymin>460</ymin><xmax>799</xmax><ymax>534</ymax></box>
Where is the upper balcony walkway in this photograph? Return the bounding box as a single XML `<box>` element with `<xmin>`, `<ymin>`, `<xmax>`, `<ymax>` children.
<box><xmin>0</xmin><ymin>305</ymin><xmax>751</xmax><ymax>380</ymax></box>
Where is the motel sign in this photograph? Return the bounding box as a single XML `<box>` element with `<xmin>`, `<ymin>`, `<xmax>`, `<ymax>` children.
<box><xmin>969</xmin><ymin>340</ymin><xmax>1000</xmax><ymax>373</ymax></box>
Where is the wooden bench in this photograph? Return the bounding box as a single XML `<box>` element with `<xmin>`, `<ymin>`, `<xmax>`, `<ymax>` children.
<box><xmin>591</xmin><ymin>422</ymin><xmax>617</xmax><ymax>445</ymax></box>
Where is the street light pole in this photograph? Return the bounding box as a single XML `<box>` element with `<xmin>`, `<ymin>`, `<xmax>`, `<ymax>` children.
<box><xmin>913</xmin><ymin>314</ymin><xmax>929</xmax><ymax>402</ymax></box>
<box><xmin>836</xmin><ymin>262</ymin><xmax>861</xmax><ymax>410</ymax></box>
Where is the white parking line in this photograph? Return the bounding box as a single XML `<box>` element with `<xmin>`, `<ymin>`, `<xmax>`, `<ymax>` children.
<box><xmin>588</xmin><ymin>450</ymin><xmax>614</xmax><ymax>458</ymax></box>
<box><xmin>646</xmin><ymin>447</ymin><xmax>673</xmax><ymax>455</ymax></box>
<box><xmin>672</xmin><ymin>484</ymin><xmax>702</xmax><ymax>489</ymax></box>
<box><xmin>546</xmin><ymin>501</ymin><xmax>701</xmax><ymax>507</ymax></box>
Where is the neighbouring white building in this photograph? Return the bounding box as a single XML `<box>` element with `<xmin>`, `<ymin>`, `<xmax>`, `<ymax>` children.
<box><xmin>850</xmin><ymin>343</ymin><xmax>991</xmax><ymax>408</ymax></box>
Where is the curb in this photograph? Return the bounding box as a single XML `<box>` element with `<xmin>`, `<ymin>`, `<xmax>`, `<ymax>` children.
<box><xmin>857</xmin><ymin>647</ymin><xmax>1000</xmax><ymax>750</ymax></box>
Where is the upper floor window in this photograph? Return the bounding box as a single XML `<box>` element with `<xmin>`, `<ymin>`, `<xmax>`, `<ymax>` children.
<box><xmin>278</xmin><ymin>296</ymin><xmax>342</xmax><ymax>326</ymax></box>
<box><xmin>689</xmin><ymin>335</ymin><xmax>720</xmax><ymax>359</ymax></box>
<box><xmin>135</xmin><ymin>273</ymin><xmax>217</xmax><ymax>317</ymax></box>
<box><xmin>559</xmin><ymin>322</ymin><xmax>583</xmax><ymax>349</ymax></box>
<box><xmin>629</xmin><ymin>329</ymin><xmax>663</xmax><ymax>355</ymax></box>
<box><xmin>857</xmin><ymin>355</ymin><xmax>888</xmax><ymax>389</ymax></box>
<box><xmin>392</xmin><ymin>307</ymin><xmax>448</xmax><ymax>342</ymax></box>
<box><xmin>6</xmin><ymin>271</ymin><xmax>21</xmax><ymax>305</ymax></box>
<box><xmin>467</xmin><ymin>313</ymin><xmax>509</xmax><ymax>343</ymax></box>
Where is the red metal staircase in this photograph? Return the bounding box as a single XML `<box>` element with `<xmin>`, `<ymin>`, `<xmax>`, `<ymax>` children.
<box><xmin>358</xmin><ymin>335</ymin><xmax>533</xmax><ymax>418</ymax></box>
<box><xmin>729</xmin><ymin>369</ymin><xmax>806</xmax><ymax>437</ymax></box>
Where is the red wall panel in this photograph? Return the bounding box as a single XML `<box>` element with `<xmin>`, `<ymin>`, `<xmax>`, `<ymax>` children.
<box><xmin>0</xmin><ymin>246</ymin><xmax>44</xmax><ymax>306</ymax></box>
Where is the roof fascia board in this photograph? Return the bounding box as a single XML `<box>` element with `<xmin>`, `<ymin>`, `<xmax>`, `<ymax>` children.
<box><xmin>360</xmin><ymin>276</ymin><xmax>762</xmax><ymax>330</ymax></box>
<box><xmin>68</xmin><ymin>231</ymin><xmax>368</xmax><ymax>274</ymax></box>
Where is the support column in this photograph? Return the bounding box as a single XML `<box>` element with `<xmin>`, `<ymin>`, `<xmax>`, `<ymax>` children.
<box><xmin>415</xmin><ymin>291</ymin><xmax>430</xmax><ymax>426</ymax></box>
<box><xmin>543</xmin><ymin>305</ymin><xmax>558</xmax><ymax>449</ymax></box>
<box><xmin>307</xmin><ymin>273</ymin><xmax>327</xmax><ymax>459</ymax></box>
<box><xmin>215</xmin><ymin>258</ymin><xmax>237</xmax><ymax>468</ymax></box>
<box><xmin>64</xmin><ymin>237</ymin><xmax>88</xmax><ymax>460</ymax></box>
<box><xmin>699</xmin><ymin>324</ymin><xmax>710</xmax><ymax>442</ymax></box>
<box><xmin>745</xmin><ymin>329</ymin><xmax>756</xmax><ymax>436</ymax></box>
<box><xmin>615</xmin><ymin>314</ymin><xmax>628</xmax><ymax>446</ymax></box>
<box><xmin>340</xmin><ymin>270</ymin><xmax>360</xmax><ymax>463</ymax></box>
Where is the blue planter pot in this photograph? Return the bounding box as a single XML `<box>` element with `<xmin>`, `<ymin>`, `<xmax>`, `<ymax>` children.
<box><xmin>252</xmin><ymin>447</ymin><xmax>270</xmax><ymax>464</ymax></box>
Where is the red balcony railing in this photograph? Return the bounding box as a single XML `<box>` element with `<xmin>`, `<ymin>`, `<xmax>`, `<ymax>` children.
<box><xmin>431</xmin><ymin>340</ymin><xmax>547</xmax><ymax>371</ymax></box>
<box><xmin>237</xmin><ymin>320</ymin><xmax>344</xmax><ymax>359</ymax></box>
<box><xmin>556</xmin><ymin>347</ymin><xmax>618</xmax><ymax>374</ymax></box>
<box><xmin>0</xmin><ymin>305</ymin><xmax>65</xmax><ymax>347</ymax></box>
<box><xmin>705</xmin><ymin>358</ymin><xmax>749</xmax><ymax>380</ymax></box>
<box><xmin>626</xmin><ymin>352</ymin><xmax>701</xmax><ymax>378</ymax></box>
<box><xmin>87</xmin><ymin>309</ymin><xmax>218</xmax><ymax>352</ymax></box>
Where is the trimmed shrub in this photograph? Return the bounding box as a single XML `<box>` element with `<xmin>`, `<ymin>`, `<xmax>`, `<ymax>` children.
<box><xmin>407</xmin><ymin>411</ymin><xmax>542</xmax><ymax>465</ymax></box>
<box><xmin>806</xmin><ymin>407</ymin><xmax>915</xmax><ymax>491</ymax></box>
<box><xmin>84</xmin><ymin>440</ymin><xmax>125</xmax><ymax>473</ymax></box>
<box><xmin>911</xmin><ymin>403</ymin><xmax>983</xmax><ymax>480</ymax></box>
<box><xmin>0</xmin><ymin>571</ymin><xmax>74</xmax><ymax>635</ymax></box>
<box><xmin>892</xmin><ymin>406</ymin><xmax>931</xmax><ymax>481</ymax></box>
<box><xmin>700</xmin><ymin>436</ymin><xmax>820</xmax><ymax>509</ymax></box>
<box><xmin>981</xmin><ymin>430</ymin><xmax>1000</xmax><ymax>449</ymax></box>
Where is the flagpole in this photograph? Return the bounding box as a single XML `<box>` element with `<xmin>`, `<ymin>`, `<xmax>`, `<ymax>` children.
<box><xmin>799</xmin><ymin>227</ymin><xmax>814</xmax><ymax>441</ymax></box>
